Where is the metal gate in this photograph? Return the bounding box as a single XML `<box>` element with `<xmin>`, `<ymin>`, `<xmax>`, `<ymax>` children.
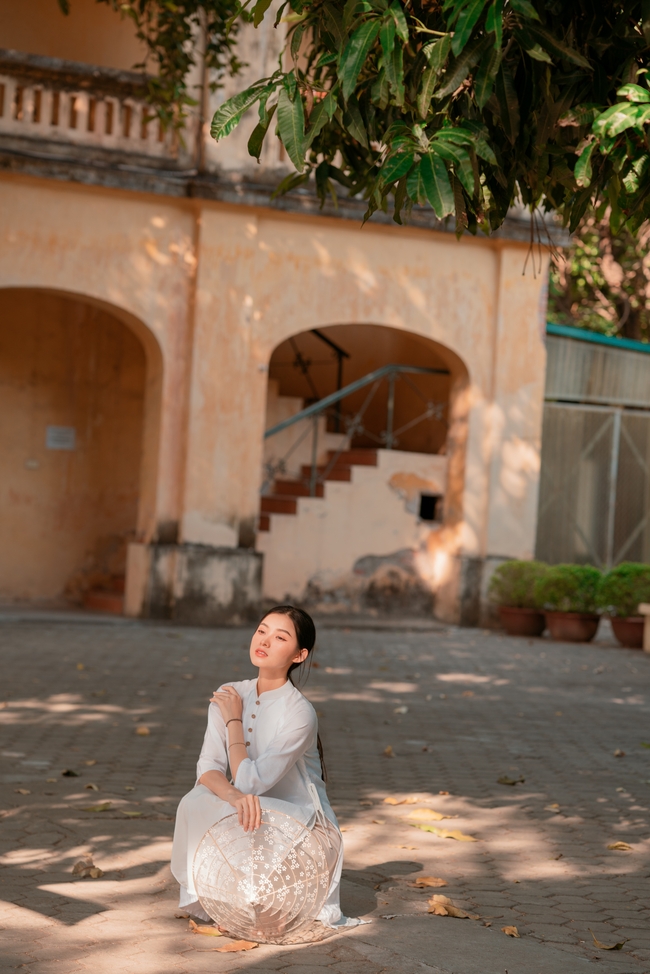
<box><xmin>535</xmin><ymin>402</ymin><xmax>650</xmax><ymax>568</ymax></box>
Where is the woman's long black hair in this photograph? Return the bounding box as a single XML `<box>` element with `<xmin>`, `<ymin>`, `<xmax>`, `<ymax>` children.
<box><xmin>259</xmin><ymin>604</ymin><xmax>327</xmax><ymax>782</ymax></box>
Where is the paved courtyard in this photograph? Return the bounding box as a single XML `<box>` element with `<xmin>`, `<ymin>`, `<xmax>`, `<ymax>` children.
<box><xmin>1</xmin><ymin>611</ymin><xmax>649</xmax><ymax>974</ymax></box>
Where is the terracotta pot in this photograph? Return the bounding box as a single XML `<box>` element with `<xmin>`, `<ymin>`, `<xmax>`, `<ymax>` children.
<box><xmin>498</xmin><ymin>606</ymin><xmax>546</xmax><ymax>637</ymax></box>
<box><xmin>545</xmin><ymin>611</ymin><xmax>600</xmax><ymax>643</ymax></box>
<box><xmin>611</xmin><ymin>616</ymin><xmax>644</xmax><ymax>649</ymax></box>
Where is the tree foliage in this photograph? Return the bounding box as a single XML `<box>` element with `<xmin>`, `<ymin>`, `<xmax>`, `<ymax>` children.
<box><xmin>58</xmin><ymin>0</ymin><xmax>246</xmax><ymax>129</ymax></box>
<box><xmin>549</xmin><ymin>210</ymin><xmax>650</xmax><ymax>342</ymax></box>
<box><xmin>209</xmin><ymin>0</ymin><xmax>650</xmax><ymax>234</ymax></box>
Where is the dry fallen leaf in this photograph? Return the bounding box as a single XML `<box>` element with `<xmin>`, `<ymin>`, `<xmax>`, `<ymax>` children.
<box><xmin>411</xmin><ymin>876</ymin><xmax>447</xmax><ymax>888</ymax></box>
<box><xmin>640</xmin><ymin>741</ymin><xmax>650</xmax><ymax>749</ymax></box>
<box><xmin>406</xmin><ymin>808</ymin><xmax>449</xmax><ymax>821</ymax></box>
<box><xmin>82</xmin><ymin>802</ymin><xmax>111</xmax><ymax>813</ymax></box>
<box><xmin>384</xmin><ymin>795</ymin><xmax>420</xmax><ymax>805</ymax></box>
<box><xmin>46</xmin><ymin>778</ymin><xmax>56</xmax><ymax>783</ymax></box>
<box><xmin>589</xmin><ymin>929</ymin><xmax>627</xmax><ymax>950</ymax></box>
<box><xmin>501</xmin><ymin>926</ymin><xmax>520</xmax><ymax>938</ymax></box>
<box><xmin>123</xmin><ymin>810</ymin><xmax>143</xmax><ymax>817</ymax></box>
<box><xmin>84</xmin><ymin>759</ymin><xmax>97</xmax><ymax>766</ymax></box>
<box><xmin>372</xmin><ymin>819</ymin><xmax>386</xmax><ymax>825</ymax></box>
<box><xmin>14</xmin><ymin>788</ymin><xmax>30</xmax><ymax>795</ymax></box>
<box><xmin>189</xmin><ymin>919</ymin><xmax>222</xmax><ymax>937</ymax></box>
<box><xmin>427</xmin><ymin>895</ymin><xmax>479</xmax><ymax>920</ymax></box>
<box><xmin>497</xmin><ymin>776</ymin><xmax>525</xmax><ymax>786</ymax></box>
<box><xmin>61</xmin><ymin>769</ymin><xmax>79</xmax><ymax>777</ymax></box>
<box><xmin>76</xmin><ymin>663</ymin><xmax>85</xmax><ymax>671</ymax></box>
<box><xmin>607</xmin><ymin>841</ymin><xmax>632</xmax><ymax>851</ymax></box>
<box><xmin>411</xmin><ymin>825</ymin><xmax>477</xmax><ymax>841</ymax></box>
<box><xmin>614</xmin><ymin>749</ymin><xmax>625</xmax><ymax>758</ymax></box>
<box><xmin>85</xmin><ymin>783</ymin><xmax>99</xmax><ymax>791</ymax></box>
<box><xmin>72</xmin><ymin>857</ymin><xmax>104</xmax><ymax>879</ymax></box>
<box><xmin>461</xmin><ymin>690</ymin><xmax>475</xmax><ymax>698</ymax></box>
<box><xmin>125</xmin><ymin>786</ymin><xmax>135</xmax><ymax>791</ymax></box>
<box><xmin>383</xmin><ymin>745</ymin><xmax>394</xmax><ymax>758</ymax></box>
<box><xmin>393</xmin><ymin>706</ymin><xmax>408</xmax><ymax>714</ymax></box>
<box><xmin>136</xmin><ymin>726</ymin><xmax>151</xmax><ymax>736</ymax></box>
<box><xmin>214</xmin><ymin>940</ymin><xmax>258</xmax><ymax>953</ymax></box>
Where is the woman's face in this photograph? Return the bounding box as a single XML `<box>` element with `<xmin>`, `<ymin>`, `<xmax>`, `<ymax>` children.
<box><xmin>249</xmin><ymin>613</ymin><xmax>308</xmax><ymax>676</ymax></box>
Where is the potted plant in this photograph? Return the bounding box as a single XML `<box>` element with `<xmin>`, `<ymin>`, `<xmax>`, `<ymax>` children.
<box><xmin>598</xmin><ymin>562</ymin><xmax>650</xmax><ymax>649</ymax></box>
<box><xmin>534</xmin><ymin>564</ymin><xmax>602</xmax><ymax>642</ymax></box>
<box><xmin>488</xmin><ymin>560</ymin><xmax>548</xmax><ymax>636</ymax></box>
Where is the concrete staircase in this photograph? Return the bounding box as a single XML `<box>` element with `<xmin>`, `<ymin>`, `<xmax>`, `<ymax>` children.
<box><xmin>259</xmin><ymin>449</ymin><xmax>378</xmax><ymax>532</ymax></box>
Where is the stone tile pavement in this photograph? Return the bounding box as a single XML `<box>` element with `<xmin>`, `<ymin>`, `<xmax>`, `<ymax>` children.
<box><xmin>1</xmin><ymin>611</ymin><xmax>649</xmax><ymax>974</ymax></box>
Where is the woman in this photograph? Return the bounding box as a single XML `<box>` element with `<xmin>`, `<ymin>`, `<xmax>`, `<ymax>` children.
<box><xmin>171</xmin><ymin>604</ymin><xmax>359</xmax><ymax>935</ymax></box>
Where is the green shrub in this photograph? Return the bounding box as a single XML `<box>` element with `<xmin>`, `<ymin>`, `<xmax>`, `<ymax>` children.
<box><xmin>598</xmin><ymin>562</ymin><xmax>650</xmax><ymax>617</ymax></box>
<box><xmin>488</xmin><ymin>560</ymin><xmax>548</xmax><ymax>609</ymax></box>
<box><xmin>534</xmin><ymin>564</ymin><xmax>602</xmax><ymax>613</ymax></box>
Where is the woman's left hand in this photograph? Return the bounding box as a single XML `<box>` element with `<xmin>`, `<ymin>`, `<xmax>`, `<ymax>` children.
<box><xmin>210</xmin><ymin>684</ymin><xmax>243</xmax><ymax>723</ymax></box>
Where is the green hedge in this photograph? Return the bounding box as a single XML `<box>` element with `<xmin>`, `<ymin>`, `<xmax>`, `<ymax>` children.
<box><xmin>488</xmin><ymin>560</ymin><xmax>548</xmax><ymax>609</ymax></box>
<box><xmin>598</xmin><ymin>562</ymin><xmax>650</xmax><ymax>617</ymax></box>
<box><xmin>534</xmin><ymin>564</ymin><xmax>602</xmax><ymax>614</ymax></box>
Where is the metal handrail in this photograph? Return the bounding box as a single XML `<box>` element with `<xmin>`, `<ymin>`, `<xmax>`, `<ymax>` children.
<box><xmin>264</xmin><ymin>363</ymin><xmax>448</xmax><ymax>439</ymax></box>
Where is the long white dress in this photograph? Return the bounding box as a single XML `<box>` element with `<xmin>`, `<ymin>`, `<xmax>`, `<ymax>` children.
<box><xmin>171</xmin><ymin>678</ymin><xmax>358</xmax><ymax>929</ymax></box>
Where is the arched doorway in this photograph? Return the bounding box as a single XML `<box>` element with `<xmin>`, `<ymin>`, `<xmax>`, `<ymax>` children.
<box><xmin>257</xmin><ymin>323</ymin><xmax>468</xmax><ymax>614</ymax></box>
<box><xmin>0</xmin><ymin>288</ymin><xmax>154</xmax><ymax>608</ymax></box>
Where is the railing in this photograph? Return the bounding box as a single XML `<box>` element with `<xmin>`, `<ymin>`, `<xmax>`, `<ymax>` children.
<box><xmin>263</xmin><ymin>363</ymin><xmax>449</xmax><ymax>496</ymax></box>
<box><xmin>0</xmin><ymin>49</ymin><xmax>192</xmax><ymax>163</ymax></box>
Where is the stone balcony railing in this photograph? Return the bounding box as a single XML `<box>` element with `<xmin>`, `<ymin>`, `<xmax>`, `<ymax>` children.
<box><xmin>0</xmin><ymin>48</ymin><xmax>197</xmax><ymax>168</ymax></box>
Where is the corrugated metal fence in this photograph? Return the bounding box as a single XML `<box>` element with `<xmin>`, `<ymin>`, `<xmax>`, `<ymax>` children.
<box><xmin>535</xmin><ymin>326</ymin><xmax>650</xmax><ymax>568</ymax></box>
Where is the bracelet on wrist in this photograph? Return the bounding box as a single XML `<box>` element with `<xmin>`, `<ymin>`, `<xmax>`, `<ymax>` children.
<box><xmin>228</xmin><ymin>741</ymin><xmax>246</xmax><ymax>749</ymax></box>
<box><xmin>226</xmin><ymin>718</ymin><xmax>243</xmax><ymax>727</ymax></box>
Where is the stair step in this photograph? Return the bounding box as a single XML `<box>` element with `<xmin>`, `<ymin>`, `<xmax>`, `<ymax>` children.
<box><xmin>261</xmin><ymin>495</ymin><xmax>298</xmax><ymax>515</ymax></box>
<box><xmin>83</xmin><ymin>589</ymin><xmax>124</xmax><ymax>615</ymax></box>
<box><xmin>258</xmin><ymin>514</ymin><xmax>270</xmax><ymax>532</ymax></box>
<box><xmin>327</xmin><ymin>449</ymin><xmax>378</xmax><ymax>466</ymax></box>
<box><xmin>274</xmin><ymin>479</ymin><xmax>325</xmax><ymax>498</ymax></box>
<box><xmin>300</xmin><ymin>464</ymin><xmax>352</xmax><ymax>482</ymax></box>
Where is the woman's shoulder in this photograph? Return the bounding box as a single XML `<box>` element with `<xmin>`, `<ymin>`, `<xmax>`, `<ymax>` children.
<box><xmin>286</xmin><ymin>684</ymin><xmax>318</xmax><ymax>722</ymax></box>
<box><xmin>218</xmin><ymin>679</ymin><xmax>256</xmax><ymax>696</ymax></box>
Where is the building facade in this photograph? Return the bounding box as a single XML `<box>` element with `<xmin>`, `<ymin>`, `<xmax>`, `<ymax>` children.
<box><xmin>0</xmin><ymin>0</ymin><xmax>551</xmax><ymax>625</ymax></box>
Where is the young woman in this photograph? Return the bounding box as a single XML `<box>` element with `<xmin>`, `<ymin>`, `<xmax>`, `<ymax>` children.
<box><xmin>170</xmin><ymin>604</ymin><xmax>359</xmax><ymax>934</ymax></box>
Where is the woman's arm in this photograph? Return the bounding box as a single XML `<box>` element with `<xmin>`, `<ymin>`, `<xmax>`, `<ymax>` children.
<box><xmin>234</xmin><ymin>705</ymin><xmax>317</xmax><ymax>796</ymax></box>
<box><xmin>198</xmin><ymin>769</ymin><xmax>261</xmax><ymax>832</ymax></box>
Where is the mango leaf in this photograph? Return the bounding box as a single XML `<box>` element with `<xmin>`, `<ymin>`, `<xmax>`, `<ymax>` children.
<box><xmin>437</xmin><ymin>35</ymin><xmax>490</xmax><ymax>99</ymax></box>
<box><xmin>418</xmin><ymin>65</ymin><xmax>439</xmax><ymax>118</ymax></box>
<box><xmin>594</xmin><ymin>102</ymin><xmax>650</xmax><ymax>138</ymax></box>
<box><xmin>270</xmin><ymin>171</ymin><xmax>309</xmax><ymax>200</ymax></box>
<box><xmin>420</xmin><ymin>152</ymin><xmax>455</xmax><ymax>218</ymax></box>
<box><xmin>575</xmin><ymin>141</ymin><xmax>595</xmax><ymax>187</ymax></box>
<box><xmin>380</xmin><ymin>17</ymin><xmax>396</xmax><ymax>59</ymax></box>
<box><xmin>510</xmin><ymin>0</ymin><xmax>540</xmax><ymax>19</ymax></box>
<box><xmin>412</xmin><ymin>823</ymin><xmax>477</xmax><ymax>840</ymax></box>
<box><xmin>589</xmin><ymin>929</ymin><xmax>628</xmax><ymax>951</ymax></box>
<box><xmin>290</xmin><ymin>23</ymin><xmax>305</xmax><ymax>62</ymax></box>
<box><xmin>527</xmin><ymin>24</ymin><xmax>591</xmax><ymax>68</ymax></box>
<box><xmin>458</xmin><ymin>120</ymin><xmax>497</xmax><ymax>163</ymax></box>
<box><xmin>277</xmin><ymin>86</ymin><xmax>306</xmax><ymax>170</ymax></box>
<box><xmin>252</xmin><ymin>0</ymin><xmax>274</xmax><ymax>27</ymax></box>
<box><xmin>248</xmin><ymin>102</ymin><xmax>277</xmax><ymax>162</ymax></box>
<box><xmin>485</xmin><ymin>0</ymin><xmax>503</xmax><ymax>48</ymax></box>
<box><xmin>423</xmin><ymin>34</ymin><xmax>451</xmax><ymax>73</ymax></box>
<box><xmin>451</xmin><ymin>0</ymin><xmax>489</xmax><ymax>56</ymax></box>
<box><xmin>432</xmin><ymin>141</ymin><xmax>475</xmax><ymax>194</ymax></box>
<box><xmin>339</xmin><ymin>20</ymin><xmax>382</xmax><ymax>101</ymax></box>
<box><xmin>342</xmin><ymin>95</ymin><xmax>369</xmax><ymax>147</ymax></box>
<box><xmin>495</xmin><ymin>61</ymin><xmax>520</xmax><ymax>143</ymax></box>
<box><xmin>474</xmin><ymin>46</ymin><xmax>501</xmax><ymax>108</ymax></box>
<box><xmin>407</xmin><ymin>163</ymin><xmax>426</xmax><ymax>205</ymax></box>
<box><xmin>526</xmin><ymin>43</ymin><xmax>553</xmax><ymax>63</ymax></box>
<box><xmin>211</xmin><ymin>85</ymin><xmax>268</xmax><ymax>141</ymax></box>
<box><xmin>323</xmin><ymin>3</ymin><xmax>345</xmax><ymax>48</ymax></box>
<box><xmin>381</xmin><ymin>150</ymin><xmax>416</xmax><ymax>184</ymax></box>
<box><xmin>306</xmin><ymin>90</ymin><xmax>338</xmax><ymax>147</ymax></box>
<box><xmin>617</xmin><ymin>83</ymin><xmax>650</xmax><ymax>103</ymax></box>
<box><xmin>389</xmin><ymin>0</ymin><xmax>409</xmax><ymax>42</ymax></box>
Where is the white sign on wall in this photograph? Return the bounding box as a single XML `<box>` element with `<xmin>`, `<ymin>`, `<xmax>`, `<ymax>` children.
<box><xmin>46</xmin><ymin>426</ymin><xmax>76</xmax><ymax>450</ymax></box>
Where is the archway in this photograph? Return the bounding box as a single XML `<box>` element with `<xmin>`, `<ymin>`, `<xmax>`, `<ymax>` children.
<box><xmin>257</xmin><ymin>323</ymin><xmax>469</xmax><ymax>615</ymax></box>
<box><xmin>0</xmin><ymin>288</ymin><xmax>161</xmax><ymax>608</ymax></box>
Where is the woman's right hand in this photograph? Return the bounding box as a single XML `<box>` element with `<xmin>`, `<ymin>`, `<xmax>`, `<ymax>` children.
<box><xmin>230</xmin><ymin>790</ymin><xmax>262</xmax><ymax>832</ymax></box>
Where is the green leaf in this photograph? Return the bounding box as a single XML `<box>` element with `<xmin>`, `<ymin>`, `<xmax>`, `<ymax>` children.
<box><xmin>437</xmin><ymin>35</ymin><xmax>490</xmax><ymax>99</ymax></box>
<box><xmin>323</xmin><ymin>3</ymin><xmax>346</xmax><ymax>48</ymax></box>
<box><xmin>252</xmin><ymin>0</ymin><xmax>274</xmax><ymax>27</ymax></box>
<box><xmin>594</xmin><ymin>103</ymin><xmax>650</xmax><ymax>138</ymax></box>
<box><xmin>451</xmin><ymin>0</ymin><xmax>488</xmax><ymax>57</ymax></box>
<box><xmin>526</xmin><ymin>43</ymin><xmax>553</xmax><ymax>63</ymax></box>
<box><xmin>211</xmin><ymin>85</ymin><xmax>268</xmax><ymax>141</ymax></box>
<box><xmin>389</xmin><ymin>0</ymin><xmax>409</xmax><ymax>42</ymax></box>
<box><xmin>316</xmin><ymin>51</ymin><xmax>338</xmax><ymax>67</ymax></box>
<box><xmin>380</xmin><ymin>17</ymin><xmax>396</xmax><ymax>59</ymax></box>
<box><xmin>574</xmin><ymin>141</ymin><xmax>595</xmax><ymax>187</ymax></box>
<box><xmin>510</xmin><ymin>0</ymin><xmax>540</xmax><ymax>20</ymax></box>
<box><xmin>290</xmin><ymin>23</ymin><xmax>305</xmax><ymax>61</ymax></box>
<box><xmin>339</xmin><ymin>20</ymin><xmax>382</xmax><ymax>101</ymax></box>
<box><xmin>306</xmin><ymin>90</ymin><xmax>338</xmax><ymax>147</ymax></box>
<box><xmin>342</xmin><ymin>95</ymin><xmax>369</xmax><ymax>147</ymax></box>
<box><xmin>527</xmin><ymin>24</ymin><xmax>590</xmax><ymax>69</ymax></box>
<box><xmin>380</xmin><ymin>18</ymin><xmax>405</xmax><ymax>105</ymax></box>
<box><xmin>431</xmin><ymin>140</ymin><xmax>475</xmax><ymax>195</ymax></box>
<box><xmin>407</xmin><ymin>162</ymin><xmax>426</xmax><ymax>204</ymax></box>
<box><xmin>276</xmin><ymin>86</ymin><xmax>306</xmax><ymax>170</ymax></box>
<box><xmin>420</xmin><ymin>152</ymin><xmax>455</xmax><ymax>217</ymax></box>
<box><xmin>418</xmin><ymin>65</ymin><xmax>439</xmax><ymax>118</ymax></box>
<box><xmin>495</xmin><ymin>61</ymin><xmax>520</xmax><ymax>143</ymax></box>
<box><xmin>248</xmin><ymin>102</ymin><xmax>277</xmax><ymax>161</ymax></box>
<box><xmin>381</xmin><ymin>150</ymin><xmax>416</xmax><ymax>183</ymax></box>
<box><xmin>474</xmin><ymin>46</ymin><xmax>501</xmax><ymax>108</ymax></box>
<box><xmin>270</xmin><ymin>170</ymin><xmax>310</xmax><ymax>200</ymax></box>
<box><xmin>423</xmin><ymin>34</ymin><xmax>451</xmax><ymax>73</ymax></box>
<box><xmin>485</xmin><ymin>0</ymin><xmax>503</xmax><ymax>48</ymax></box>
<box><xmin>617</xmin><ymin>83</ymin><xmax>650</xmax><ymax>104</ymax></box>
<box><xmin>643</xmin><ymin>0</ymin><xmax>650</xmax><ymax>45</ymax></box>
